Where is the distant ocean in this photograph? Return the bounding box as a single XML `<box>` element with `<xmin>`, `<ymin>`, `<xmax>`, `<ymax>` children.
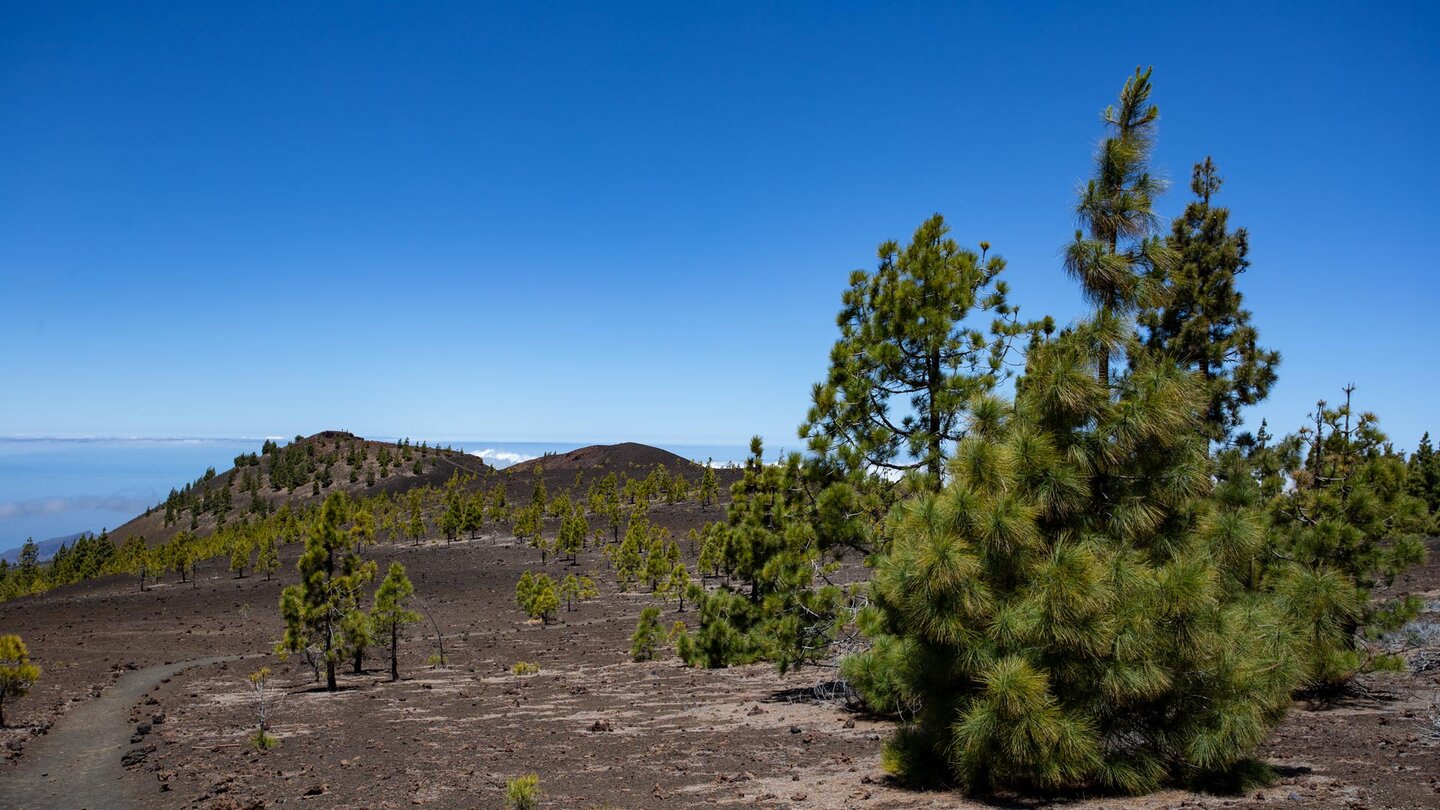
<box><xmin>0</xmin><ymin>437</ymin><xmax>749</xmax><ymax>555</ymax></box>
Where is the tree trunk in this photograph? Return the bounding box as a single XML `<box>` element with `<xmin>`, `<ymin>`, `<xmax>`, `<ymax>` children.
<box><xmin>325</xmin><ymin>620</ymin><xmax>337</xmax><ymax>691</ymax></box>
<box><xmin>352</xmin><ymin>646</ymin><xmax>363</xmax><ymax>674</ymax></box>
<box><xmin>926</xmin><ymin>347</ymin><xmax>943</xmax><ymax>485</ymax></box>
<box><xmin>390</xmin><ymin>621</ymin><xmax>399</xmax><ymax>681</ymax></box>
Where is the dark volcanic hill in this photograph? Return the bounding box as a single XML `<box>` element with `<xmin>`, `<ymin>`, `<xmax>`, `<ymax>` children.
<box><xmin>507</xmin><ymin>442</ymin><xmax>699</xmax><ymax>474</ymax></box>
<box><xmin>108</xmin><ymin>431</ymin><xmax>493</xmax><ymax>546</ymax></box>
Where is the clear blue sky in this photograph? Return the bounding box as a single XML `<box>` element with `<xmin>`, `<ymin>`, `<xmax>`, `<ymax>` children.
<box><xmin>3</xmin><ymin>2</ymin><xmax>1436</xmax><ymax>451</ymax></box>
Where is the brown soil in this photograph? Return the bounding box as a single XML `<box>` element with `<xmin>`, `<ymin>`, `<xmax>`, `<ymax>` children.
<box><xmin>3</xmin><ymin>499</ymin><xmax>1438</xmax><ymax>809</ymax></box>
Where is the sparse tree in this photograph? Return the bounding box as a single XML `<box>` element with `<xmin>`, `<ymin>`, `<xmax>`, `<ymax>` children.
<box><xmin>246</xmin><ymin>667</ymin><xmax>279</xmax><ymax>750</ymax></box>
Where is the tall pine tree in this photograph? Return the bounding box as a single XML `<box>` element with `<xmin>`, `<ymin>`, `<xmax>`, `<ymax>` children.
<box><xmin>1141</xmin><ymin>157</ymin><xmax>1279</xmax><ymax>441</ymax></box>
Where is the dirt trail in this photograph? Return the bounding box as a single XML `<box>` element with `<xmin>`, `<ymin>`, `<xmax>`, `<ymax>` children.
<box><xmin>0</xmin><ymin>656</ymin><xmax>240</xmax><ymax>810</ymax></box>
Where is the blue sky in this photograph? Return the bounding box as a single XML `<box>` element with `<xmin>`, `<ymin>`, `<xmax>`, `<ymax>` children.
<box><xmin>2</xmin><ymin>2</ymin><xmax>1437</xmax><ymax>451</ymax></box>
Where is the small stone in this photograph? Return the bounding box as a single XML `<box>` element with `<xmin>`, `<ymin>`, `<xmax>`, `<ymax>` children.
<box><xmin>789</xmin><ymin>725</ymin><xmax>803</xmax><ymax>734</ymax></box>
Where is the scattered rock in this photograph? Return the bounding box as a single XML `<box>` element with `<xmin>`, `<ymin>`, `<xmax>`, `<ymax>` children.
<box><xmin>589</xmin><ymin>719</ymin><xmax>614</xmax><ymax>732</ymax></box>
<box><xmin>789</xmin><ymin>725</ymin><xmax>803</xmax><ymax>734</ymax></box>
<box><xmin>302</xmin><ymin>783</ymin><xmax>328</xmax><ymax>797</ymax></box>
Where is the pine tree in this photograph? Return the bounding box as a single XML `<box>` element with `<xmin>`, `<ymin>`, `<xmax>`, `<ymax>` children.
<box><xmin>1140</xmin><ymin>157</ymin><xmax>1279</xmax><ymax>441</ymax></box>
<box><xmin>118</xmin><ymin>535</ymin><xmax>153</xmax><ymax>592</ymax></box>
<box><xmin>1063</xmin><ymin>65</ymin><xmax>1173</xmax><ymax>391</ymax></box>
<box><xmin>1408</xmin><ymin>432</ymin><xmax>1440</xmax><ymax>518</ymax></box>
<box><xmin>631</xmin><ymin>606</ymin><xmax>664</xmax><ymax>662</ymax></box>
<box><xmin>256</xmin><ymin>533</ymin><xmax>280</xmax><ymax>581</ymax></box>
<box><xmin>515</xmin><ymin>572</ymin><xmax>559</xmax><ymax>624</ymax></box>
<box><xmin>372</xmin><ymin>562</ymin><xmax>421</xmax><ymax>681</ymax></box>
<box><xmin>229</xmin><ymin>532</ymin><xmax>252</xmax><ymax>578</ymax></box>
<box><xmin>557</xmin><ymin>507</ymin><xmax>587</xmax><ymax>564</ymax></box>
<box><xmin>699</xmin><ymin>460</ymin><xmax>719</xmax><ymax>510</ymax></box>
<box><xmin>404</xmin><ymin>489</ymin><xmax>425</xmax><ymax>546</ymax></box>
<box><xmin>801</xmin><ymin>214</ymin><xmax>1031</xmax><ymax>488</ymax></box>
<box><xmin>0</xmin><ymin>634</ymin><xmax>41</xmax><ymax>728</ymax></box>
<box><xmin>1254</xmin><ymin>388</ymin><xmax>1429</xmax><ymax>687</ymax></box>
<box><xmin>16</xmin><ymin>538</ymin><xmax>39</xmax><ymax>592</ymax></box>
<box><xmin>678</xmin><ymin>439</ymin><xmax>848</xmax><ymax>671</ymax></box>
<box><xmin>611</xmin><ymin>508</ymin><xmax>647</xmax><ymax>591</ymax></box>
<box><xmin>846</xmin><ymin>325</ymin><xmax>1299</xmax><ymax>793</ymax></box>
<box><xmin>278</xmin><ymin>493</ymin><xmax>377</xmax><ymax>691</ymax></box>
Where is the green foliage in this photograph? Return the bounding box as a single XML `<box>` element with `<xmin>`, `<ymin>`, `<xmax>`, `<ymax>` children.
<box><xmin>699</xmin><ymin>459</ymin><xmax>719</xmax><ymax>509</ymax></box>
<box><xmin>228</xmin><ymin>531</ymin><xmax>252</xmax><ymax>578</ymax></box>
<box><xmin>1141</xmin><ymin>157</ymin><xmax>1279</xmax><ymax>441</ymax></box>
<box><xmin>0</xmin><ymin>634</ymin><xmax>41</xmax><ymax>728</ymax></box>
<box><xmin>680</xmin><ymin>439</ymin><xmax>848</xmax><ymax>672</ymax></box>
<box><xmin>511</xmin><ymin>661</ymin><xmax>540</xmax><ymax>676</ymax></box>
<box><xmin>850</xmin><ymin>325</ymin><xmax>1300</xmax><ymax>793</ymax></box>
<box><xmin>1408</xmin><ymin>432</ymin><xmax>1440</xmax><ymax>521</ymax></box>
<box><xmin>631</xmin><ymin>606</ymin><xmax>664</xmax><ymax>662</ymax></box>
<box><xmin>515</xmin><ymin>571</ymin><xmax>559</xmax><ymax>624</ymax></box>
<box><xmin>256</xmin><ymin>533</ymin><xmax>280</xmax><ymax>580</ymax></box>
<box><xmin>801</xmin><ymin>213</ymin><xmax>1031</xmax><ymax>487</ymax></box>
<box><xmin>117</xmin><ymin>535</ymin><xmax>154</xmax><ymax>591</ymax></box>
<box><xmin>1062</xmin><ymin>65</ymin><xmax>1173</xmax><ymax>390</ymax></box>
<box><xmin>504</xmin><ymin>774</ymin><xmax>540</xmax><ymax>810</ymax></box>
<box><xmin>1249</xmin><ymin>388</ymin><xmax>1430</xmax><ymax>688</ymax></box>
<box><xmin>277</xmin><ymin>493</ymin><xmax>377</xmax><ymax>691</ymax></box>
<box><xmin>559</xmin><ymin>572</ymin><xmax>599</xmax><ymax>612</ymax></box>
<box><xmin>372</xmin><ymin>562</ymin><xmax>422</xmax><ymax>681</ymax></box>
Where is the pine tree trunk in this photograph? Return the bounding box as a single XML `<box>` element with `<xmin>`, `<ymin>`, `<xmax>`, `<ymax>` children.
<box><xmin>927</xmin><ymin>348</ymin><xmax>944</xmax><ymax>485</ymax></box>
<box><xmin>391</xmin><ymin>621</ymin><xmax>399</xmax><ymax>681</ymax></box>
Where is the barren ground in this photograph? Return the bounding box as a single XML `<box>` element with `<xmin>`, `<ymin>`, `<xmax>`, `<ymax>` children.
<box><xmin>2</xmin><ymin>503</ymin><xmax>1437</xmax><ymax>809</ymax></box>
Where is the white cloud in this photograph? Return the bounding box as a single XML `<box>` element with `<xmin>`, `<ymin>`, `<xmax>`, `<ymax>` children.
<box><xmin>469</xmin><ymin>448</ymin><xmax>537</xmax><ymax>468</ymax></box>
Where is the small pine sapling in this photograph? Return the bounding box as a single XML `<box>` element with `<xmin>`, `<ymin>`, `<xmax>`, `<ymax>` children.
<box><xmin>0</xmin><ymin>634</ymin><xmax>41</xmax><ymax>728</ymax></box>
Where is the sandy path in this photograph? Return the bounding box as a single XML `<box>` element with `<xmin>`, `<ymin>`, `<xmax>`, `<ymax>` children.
<box><xmin>0</xmin><ymin>656</ymin><xmax>241</xmax><ymax>810</ymax></box>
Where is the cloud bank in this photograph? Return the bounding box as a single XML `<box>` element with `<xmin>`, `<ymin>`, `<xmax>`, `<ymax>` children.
<box><xmin>0</xmin><ymin>494</ymin><xmax>154</xmax><ymax>520</ymax></box>
<box><xmin>469</xmin><ymin>448</ymin><xmax>537</xmax><ymax>468</ymax></box>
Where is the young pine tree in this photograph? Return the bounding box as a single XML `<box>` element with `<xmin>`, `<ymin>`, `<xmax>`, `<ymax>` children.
<box><xmin>0</xmin><ymin>634</ymin><xmax>41</xmax><ymax>728</ymax></box>
<box><xmin>1255</xmin><ymin>388</ymin><xmax>1429</xmax><ymax>688</ymax></box>
<box><xmin>256</xmin><ymin>533</ymin><xmax>280</xmax><ymax>581</ymax></box>
<box><xmin>372</xmin><ymin>562</ymin><xmax>422</xmax><ymax>681</ymax></box>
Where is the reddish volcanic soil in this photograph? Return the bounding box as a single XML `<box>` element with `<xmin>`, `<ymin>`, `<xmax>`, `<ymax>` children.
<box><xmin>2</xmin><ymin>503</ymin><xmax>1438</xmax><ymax>809</ymax></box>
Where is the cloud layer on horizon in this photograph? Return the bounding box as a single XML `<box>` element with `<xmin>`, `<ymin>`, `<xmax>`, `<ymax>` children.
<box><xmin>0</xmin><ymin>494</ymin><xmax>154</xmax><ymax>521</ymax></box>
